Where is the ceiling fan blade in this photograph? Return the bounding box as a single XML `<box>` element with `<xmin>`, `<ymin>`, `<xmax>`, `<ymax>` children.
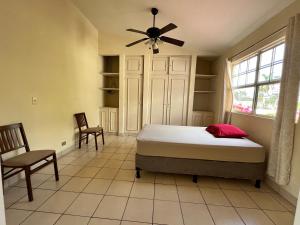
<box><xmin>126</xmin><ymin>29</ymin><xmax>148</xmax><ymax>35</ymax></box>
<box><xmin>160</xmin><ymin>36</ymin><xmax>184</xmax><ymax>47</ymax></box>
<box><xmin>126</xmin><ymin>38</ymin><xmax>149</xmax><ymax>47</ymax></box>
<box><xmin>160</xmin><ymin>23</ymin><xmax>177</xmax><ymax>35</ymax></box>
<box><xmin>153</xmin><ymin>48</ymin><xmax>159</xmax><ymax>54</ymax></box>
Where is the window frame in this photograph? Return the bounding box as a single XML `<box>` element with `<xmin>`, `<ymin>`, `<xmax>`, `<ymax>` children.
<box><xmin>231</xmin><ymin>41</ymin><xmax>285</xmax><ymax>118</ymax></box>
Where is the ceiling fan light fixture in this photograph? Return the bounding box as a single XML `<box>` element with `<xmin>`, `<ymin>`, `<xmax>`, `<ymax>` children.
<box><xmin>152</xmin><ymin>42</ymin><xmax>159</xmax><ymax>54</ymax></box>
<box><xmin>126</xmin><ymin>7</ymin><xmax>184</xmax><ymax>53</ymax></box>
<box><xmin>152</xmin><ymin>42</ymin><xmax>159</xmax><ymax>50</ymax></box>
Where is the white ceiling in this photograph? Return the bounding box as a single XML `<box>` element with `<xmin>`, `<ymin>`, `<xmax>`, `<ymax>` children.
<box><xmin>72</xmin><ymin>0</ymin><xmax>294</xmax><ymax>54</ymax></box>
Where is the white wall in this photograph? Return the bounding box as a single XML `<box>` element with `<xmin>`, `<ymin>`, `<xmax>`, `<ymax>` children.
<box><xmin>218</xmin><ymin>0</ymin><xmax>300</xmax><ymax>202</ymax></box>
<box><xmin>0</xmin><ymin>0</ymin><xmax>99</xmax><ymax>156</ymax></box>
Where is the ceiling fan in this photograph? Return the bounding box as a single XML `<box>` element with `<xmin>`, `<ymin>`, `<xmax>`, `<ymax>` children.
<box><xmin>126</xmin><ymin>8</ymin><xmax>184</xmax><ymax>54</ymax></box>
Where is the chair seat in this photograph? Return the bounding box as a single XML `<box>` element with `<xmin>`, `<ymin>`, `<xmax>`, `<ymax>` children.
<box><xmin>81</xmin><ymin>127</ymin><xmax>103</xmax><ymax>133</ymax></box>
<box><xmin>2</xmin><ymin>150</ymin><xmax>55</xmax><ymax>167</ymax></box>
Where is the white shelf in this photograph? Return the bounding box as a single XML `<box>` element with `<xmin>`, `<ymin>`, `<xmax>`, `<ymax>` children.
<box><xmin>99</xmin><ymin>88</ymin><xmax>119</xmax><ymax>91</ymax></box>
<box><xmin>194</xmin><ymin>90</ymin><xmax>216</xmax><ymax>94</ymax></box>
<box><xmin>195</xmin><ymin>74</ymin><xmax>216</xmax><ymax>79</ymax></box>
<box><xmin>99</xmin><ymin>72</ymin><xmax>119</xmax><ymax>76</ymax></box>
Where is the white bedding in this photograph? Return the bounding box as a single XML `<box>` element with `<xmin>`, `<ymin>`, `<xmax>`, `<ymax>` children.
<box><xmin>137</xmin><ymin>124</ymin><xmax>265</xmax><ymax>163</ymax></box>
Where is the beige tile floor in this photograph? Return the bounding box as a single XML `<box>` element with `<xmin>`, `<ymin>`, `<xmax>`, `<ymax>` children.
<box><xmin>4</xmin><ymin>135</ymin><xmax>296</xmax><ymax>225</ymax></box>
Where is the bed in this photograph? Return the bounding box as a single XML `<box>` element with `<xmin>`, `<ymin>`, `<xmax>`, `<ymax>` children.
<box><xmin>136</xmin><ymin>124</ymin><xmax>266</xmax><ymax>187</ymax></box>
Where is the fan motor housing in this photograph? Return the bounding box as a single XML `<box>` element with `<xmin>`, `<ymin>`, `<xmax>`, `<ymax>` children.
<box><xmin>147</xmin><ymin>27</ymin><xmax>160</xmax><ymax>38</ymax></box>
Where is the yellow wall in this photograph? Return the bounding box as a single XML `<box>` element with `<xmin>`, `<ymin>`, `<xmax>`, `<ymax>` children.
<box><xmin>219</xmin><ymin>0</ymin><xmax>300</xmax><ymax>201</ymax></box>
<box><xmin>0</xmin><ymin>0</ymin><xmax>99</xmax><ymax>153</ymax></box>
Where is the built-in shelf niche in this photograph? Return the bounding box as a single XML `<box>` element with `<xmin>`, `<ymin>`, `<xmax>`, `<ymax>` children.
<box><xmin>193</xmin><ymin>57</ymin><xmax>217</xmax><ymax>112</ymax></box>
<box><xmin>99</xmin><ymin>55</ymin><xmax>120</xmax><ymax>108</ymax></box>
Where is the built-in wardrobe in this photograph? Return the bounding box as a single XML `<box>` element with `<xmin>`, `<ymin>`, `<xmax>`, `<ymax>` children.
<box><xmin>99</xmin><ymin>54</ymin><xmax>218</xmax><ymax>135</ymax></box>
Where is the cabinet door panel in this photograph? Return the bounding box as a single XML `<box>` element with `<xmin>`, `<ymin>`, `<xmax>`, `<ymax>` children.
<box><xmin>169</xmin><ymin>56</ymin><xmax>190</xmax><ymax>75</ymax></box>
<box><xmin>125</xmin><ymin>76</ymin><xmax>142</xmax><ymax>132</ymax></box>
<box><xmin>151</xmin><ymin>57</ymin><xmax>169</xmax><ymax>75</ymax></box>
<box><xmin>149</xmin><ymin>77</ymin><xmax>168</xmax><ymax>124</ymax></box>
<box><xmin>108</xmin><ymin>108</ymin><xmax>118</xmax><ymax>132</ymax></box>
<box><xmin>99</xmin><ymin>108</ymin><xmax>109</xmax><ymax>132</ymax></box>
<box><xmin>167</xmin><ymin>77</ymin><xmax>188</xmax><ymax>125</ymax></box>
<box><xmin>126</xmin><ymin>56</ymin><xmax>143</xmax><ymax>74</ymax></box>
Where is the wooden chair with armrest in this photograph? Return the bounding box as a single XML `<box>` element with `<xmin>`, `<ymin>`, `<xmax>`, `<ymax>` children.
<box><xmin>74</xmin><ymin>112</ymin><xmax>105</xmax><ymax>150</ymax></box>
<box><xmin>0</xmin><ymin>123</ymin><xmax>59</xmax><ymax>201</ymax></box>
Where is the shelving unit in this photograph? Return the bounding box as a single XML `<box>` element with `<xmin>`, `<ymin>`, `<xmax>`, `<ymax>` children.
<box><xmin>100</xmin><ymin>73</ymin><xmax>119</xmax><ymax>77</ymax></box>
<box><xmin>192</xmin><ymin>56</ymin><xmax>218</xmax><ymax>126</ymax></box>
<box><xmin>99</xmin><ymin>56</ymin><xmax>120</xmax><ymax>107</ymax></box>
<box><xmin>195</xmin><ymin>74</ymin><xmax>216</xmax><ymax>79</ymax></box>
<box><xmin>99</xmin><ymin>55</ymin><xmax>120</xmax><ymax>133</ymax></box>
<box><xmin>99</xmin><ymin>88</ymin><xmax>119</xmax><ymax>91</ymax></box>
<box><xmin>194</xmin><ymin>90</ymin><xmax>216</xmax><ymax>94</ymax></box>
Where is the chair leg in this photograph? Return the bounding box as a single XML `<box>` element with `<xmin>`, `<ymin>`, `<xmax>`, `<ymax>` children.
<box><xmin>101</xmin><ymin>130</ymin><xmax>105</xmax><ymax>145</ymax></box>
<box><xmin>94</xmin><ymin>133</ymin><xmax>98</xmax><ymax>151</ymax></box>
<box><xmin>192</xmin><ymin>175</ymin><xmax>198</xmax><ymax>183</ymax></box>
<box><xmin>79</xmin><ymin>133</ymin><xmax>82</xmax><ymax>149</ymax></box>
<box><xmin>86</xmin><ymin>134</ymin><xmax>89</xmax><ymax>144</ymax></box>
<box><xmin>24</xmin><ymin>167</ymin><xmax>33</xmax><ymax>201</ymax></box>
<box><xmin>53</xmin><ymin>154</ymin><xmax>59</xmax><ymax>181</ymax></box>
<box><xmin>255</xmin><ymin>179</ymin><xmax>261</xmax><ymax>188</ymax></box>
<box><xmin>1</xmin><ymin>166</ymin><xmax>4</xmax><ymax>194</ymax></box>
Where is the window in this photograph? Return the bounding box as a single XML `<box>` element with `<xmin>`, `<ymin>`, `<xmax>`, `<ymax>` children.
<box><xmin>232</xmin><ymin>42</ymin><xmax>285</xmax><ymax>117</ymax></box>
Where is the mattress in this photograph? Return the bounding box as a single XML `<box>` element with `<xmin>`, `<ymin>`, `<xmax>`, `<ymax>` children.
<box><xmin>137</xmin><ymin>124</ymin><xmax>265</xmax><ymax>163</ymax></box>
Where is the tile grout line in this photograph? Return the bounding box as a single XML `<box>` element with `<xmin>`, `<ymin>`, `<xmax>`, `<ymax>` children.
<box><xmin>218</xmin><ymin>184</ymin><xmax>247</xmax><ymax>225</ymax></box>
<box><xmin>152</xmin><ymin>174</ymin><xmax>157</xmax><ymax>225</ymax></box>
<box><xmin>197</xmin><ymin>182</ymin><xmax>218</xmax><ymax>225</ymax></box>
<box><xmin>243</xmin><ymin>191</ymin><xmax>278</xmax><ymax>225</ymax></box>
<box><xmin>175</xmin><ymin>180</ymin><xmax>186</xmax><ymax>225</ymax></box>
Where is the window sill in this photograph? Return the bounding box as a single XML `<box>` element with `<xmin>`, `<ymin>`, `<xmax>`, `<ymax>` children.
<box><xmin>231</xmin><ymin>111</ymin><xmax>274</xmax><ymax>121</ymax></box>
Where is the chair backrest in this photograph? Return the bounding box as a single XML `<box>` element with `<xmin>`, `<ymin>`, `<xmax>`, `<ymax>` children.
<box><xmin>0</xmin><ymin>123</ymin><xmax>30</xmax><ymax>156</ymax></box>
<box><xmin>74</xmin><ymin>112</ymin><xmax>89</xmax><ymax>131</ymax></box>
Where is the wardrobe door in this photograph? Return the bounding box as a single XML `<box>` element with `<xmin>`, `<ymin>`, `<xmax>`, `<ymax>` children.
<box><xmin>169</xmin><ymin>56</ymin><xmax>190</xmax><ymax>75</ymax></box>
<box><xmin>149</xmin><ymin>76</ymin><xmax>168</xmax><ymax>125</ymax></box>
<box><xmin>125</xmin><ymin>76</ymin><xmax>143</xmax><ymax>133</ymax></box>
<box><xmin>126</xmin><ymin>56</ymin><xmax>143</xmax><ymax>74</ymax></box>
<box><xmin>151</xmin><ymin>56</ymin><xmax>169</xmax><ymax>75</ymax></box>
<box><xmin>167</xmin><ymin>76</ymin><xmax>189</xmax><ymax>125</ymax></box>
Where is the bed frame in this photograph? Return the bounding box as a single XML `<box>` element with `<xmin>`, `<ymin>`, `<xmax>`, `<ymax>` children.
<box><xmin>135</xmin><ymin>154</ymin><xmax>265</xmax><ymax>188</ymax></box>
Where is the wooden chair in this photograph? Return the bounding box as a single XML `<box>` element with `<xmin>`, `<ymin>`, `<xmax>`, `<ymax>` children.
<box><xmin>74</xmin><ymin>112</ymin><xmax>105</xmax><ymax>150</ymax></box>
<box><xmin>0</xmin><ymin>123</ymin><xmax>59</xmax><ymax>201</ymax></box>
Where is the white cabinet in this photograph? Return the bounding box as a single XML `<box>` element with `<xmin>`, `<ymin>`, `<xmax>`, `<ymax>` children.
<box><xmin>151</xmin><ymin>56</ymin><xmax>169</xmax><ymax>75</ymax></box>
<box><xmin>149</xmin><ymin>56</ymin><xmax>190</xmax><ymax>126</ymax></box>
<box><xmin>108</xmin><ymin>108</ymin><xmax>118</xmax><ymax>132</ymax></box>
<box><xmin>167</xmin><ymin>76</ymin><xmax>188</xmax><ymax>125</ymax></box>
<box><xmin>125</xmin><ymin>76</ymin><xmax>143</xmax><ymax>133</ymax></box>
<box><xmin>169</xmin><ymin>56</ymin><xmax>190</xmax><ymax>75</ymax></box>
<box><xmin>192</xmin><ymin>111</ymin><xmax>214</xmax><ymax>127</ymax></box>
<box><xmin>99</xmin><ymin>107</ymin><xmax>109</xmax><ymax>132</ymax></box>
<box><xmin>124</xmin><ymin>56</ymin><xmax>144</xmax><ymax>134</ymax></box>
<box><xmin>126</xmin><ymin>56</ymin><xmax>143</xmax><ymax>74</ymax></box>
<box><xmin>99</xmin><ymin>107</ymin><xmax>118</xmax><ymax>133</ymax></box>
<box><xmin>149</xmin><ymin>76</ymin><xmax>168</xmax><ymax>124</ymax></box>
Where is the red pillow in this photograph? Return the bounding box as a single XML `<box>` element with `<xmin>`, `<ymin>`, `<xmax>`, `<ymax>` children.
<box><xmin>206</xmin><ymin>124</ymin><xmax>248</xmax><ymax>138</ymax></box>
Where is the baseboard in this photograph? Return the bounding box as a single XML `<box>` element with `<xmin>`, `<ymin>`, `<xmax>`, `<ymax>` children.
<box><xmin>266</xmin><ymin>176</ymin><xmax>298</xmax><ymax>206</ymax></box>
